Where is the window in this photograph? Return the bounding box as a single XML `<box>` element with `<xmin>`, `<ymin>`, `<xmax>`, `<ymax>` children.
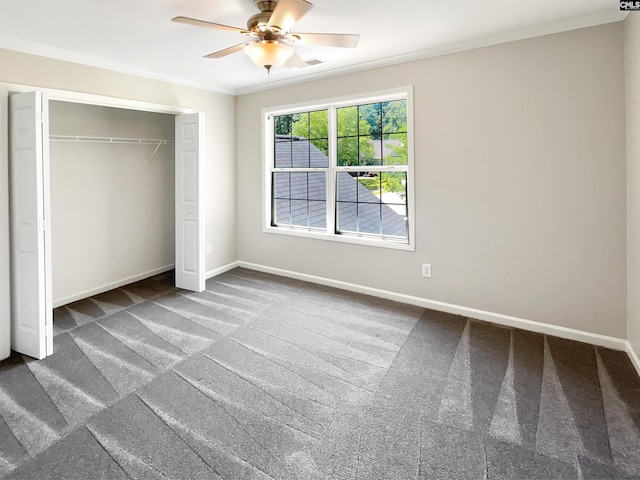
<box><xmin>264</xmin><ymin>87</ymin><xmax>414</xmax><ymax>250</ymax></box>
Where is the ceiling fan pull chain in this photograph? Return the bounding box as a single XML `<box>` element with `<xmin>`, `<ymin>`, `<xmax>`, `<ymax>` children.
<box><xmin>266</xmin><ymin>67</ymin><xmax>271</xmax><ymax>120</ymax></box>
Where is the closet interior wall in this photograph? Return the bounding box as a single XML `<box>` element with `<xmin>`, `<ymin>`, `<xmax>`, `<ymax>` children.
<box><xmin>49</xmin><ymin>101</ymin><xmax>175</xmax><ymax>307</ymax></box>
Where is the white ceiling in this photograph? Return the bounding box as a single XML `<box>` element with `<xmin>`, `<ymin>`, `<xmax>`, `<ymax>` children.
<box><xmin>0</xmin><ymin>0</ymin><xmax>626</xmax><ymax>95</ymax></box>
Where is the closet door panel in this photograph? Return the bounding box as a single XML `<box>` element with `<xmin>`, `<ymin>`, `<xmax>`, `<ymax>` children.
<box><xmin>175</xmin><ymin>113</ymin><xmax>205</xmax><ymax>292</ymax></box>
<box><xmin>9</xmin><ymin>91</ymin><xmax>53</xmax><ymax>359</ymax></box>
<box><xmin>0</xmin><ymin>86</ymin><xmax>9</xmax><ymax>361</ymax></box>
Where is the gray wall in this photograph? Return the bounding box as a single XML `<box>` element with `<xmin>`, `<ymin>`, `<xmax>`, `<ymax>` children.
<box><xmin>49</xmin><ymin>101</ymin><xmax>175</xmax><ymax>305</ymax></box>
<box><xmin>236</xmin><ymin>23</ymin><xmax>627</xmax><ymax>338</ymax></box>
<box><xmin>627</xmin><ymin>13</ymin><xmax>640</xmax><ymax>361</ymax></box>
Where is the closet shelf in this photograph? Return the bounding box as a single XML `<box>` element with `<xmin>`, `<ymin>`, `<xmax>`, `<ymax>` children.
<box><xmin>49</xmin><ymin>135</ymin><xmax>174</xmax><ymax>162</ymax></box>
<box><xmin>49</xmin><ymin>135</ymin><xmax>174</xmax><ymax>144</ymax></box>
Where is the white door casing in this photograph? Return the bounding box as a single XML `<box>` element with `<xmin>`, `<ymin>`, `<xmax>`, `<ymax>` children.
<box><xmin>9</xmin><ymin>91</ymin><xmax>52</xmax><ymax>359</ymax></box>
<box><xmin>175</xmin><ymin>113</ymin><xmax>205</xmax><ymax>292</ymax></box>
<box><xmin>0</xmin><ymin>85</ymin><xmax>10</xmax><ymax>361</ymax></box>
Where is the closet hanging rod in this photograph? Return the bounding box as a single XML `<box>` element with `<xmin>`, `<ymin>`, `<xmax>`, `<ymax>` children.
<box><xmin>49</xmin><ymin>135</ymin><xmax>174</xmax><ymax>145</ymax></box>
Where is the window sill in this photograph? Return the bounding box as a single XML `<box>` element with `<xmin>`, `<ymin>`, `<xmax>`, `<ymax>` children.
<box><xmin>263</xmin><ymin>225</ymin><xmax>415</xmax><ymax>251</ymax></box>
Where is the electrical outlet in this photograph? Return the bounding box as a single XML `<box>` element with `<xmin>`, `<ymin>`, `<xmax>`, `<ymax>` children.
<box><xmin>206</xmin><ymin>244</ymin><xmax>212</xmax><ymax>255</ymax></box>
<box><xmin>422</xmin><ymin>263</ymin><xmax>432</xmax><ymax>278</ymax></box>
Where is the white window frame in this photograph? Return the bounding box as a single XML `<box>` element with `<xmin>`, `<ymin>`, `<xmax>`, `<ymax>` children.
<box><xmin>262</xmin><ymin>86</ymin><xmax>415</xmax><ymax>251</ymax></box>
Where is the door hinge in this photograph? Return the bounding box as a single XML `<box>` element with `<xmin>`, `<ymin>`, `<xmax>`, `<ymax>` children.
<box><xmin>36</xmin><ymin>110</ymin><xmax>43</xmax><ymax>124</ymax></box>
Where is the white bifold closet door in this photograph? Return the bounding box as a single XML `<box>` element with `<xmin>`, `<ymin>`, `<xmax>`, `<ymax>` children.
<box><xmin>9</xmin><ymin>91</ymin><xmax>52</xmax><ymax>359</ymax></box>
<box><xmin>175</xmin><ymin>113</ymin><xmax>205</xmax><ymax>292</ymax></box>
<box><xmin>9</xmin><ymin>92</ymin><xmax>205</xmax><ymax>359</ymax></box>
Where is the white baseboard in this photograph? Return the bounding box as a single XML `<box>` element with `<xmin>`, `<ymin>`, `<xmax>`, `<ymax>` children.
<box><xmin>53</xmin><ymin>260</ymin><xmax>238</xmax><ymax>308</ymax></box>
<box><xmin>236</xmin><ymin>261</ymin><xmax>631</xmax><ymax>355</ymax></box>
<box><xmin>52</xmin><ymin>264</ymin><xmax>175</xmax><ymax>308</ymax></box>
<box><xmin>206</xmin><ymin>261</ymin><xmax>240</xmax><ymax>280</ymax></box>
<box><xmin>627</xmin><ymin>342</ymin><xmax>640</xmax><ymax>378</ymax></box>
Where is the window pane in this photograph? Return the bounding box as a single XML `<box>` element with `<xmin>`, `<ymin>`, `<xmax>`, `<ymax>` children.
<box><xmin>358</xmin><ymin>203</ymin><xmax>381</xmax><ymax>234</ymax></box>
<box><xmin>382</xmin><ymin>100</ymin><xmax>407</xmax><ymax>134</ymax></box>
<box><xmin>273</xmin><ymin>173</ymin><xmax>290</xmax><ymax>198</ymax></box>
<box><xmin>337</xmin><ymin>106</ymin><xmax>358</xmax><ymax>136</ymax></box>
<box><xmin>309</xmin><ymin>201</ymin><xmax>326</xmax><ymax>228</ymax></box>
<box><xmin>380</xmin><ymin>172</ymin><xmax>407</xmax><ymax>201</ymax></box>
<box><xmin>359</xmin><ymin>135</ymin><xmax>379</xmax><ymax>166</ymax></box>
<box><xmin>382</xmin><ymin>204</ymin><xmax>407</xmax><ymax>237</ymax></box>
<box><xmin>290</xmin><ymin>140</ymin><xmax>310</xmax><ymax>168</ymax></box>
<box><xmin>359</xmin><ymin>103</ymin><xmax>381</xmax><ymax>139</ymax></box>
<box><xmin>338</xmin><ymin>137</ymin><xmax>358</xmax><ymax>166</ymax></box>
<box><xmin>309</xmin><ymin>110</ymin><xmax>328</xmax><ymax>139</ymax></box>
<box><xmin>292</xmin><ymin>113</ymin><xmax>309</xmax><ymax>138</ymax></box>
<box><xmin>274</xmin><ymin>139</ymin><xmax>292</xmax><ymax>168</ymax></box>
<box><xmin>382</xmin><ymin>133</ymin><xmax>407</xmax><ymax>165</ymax></box>
<box><xmin>307</xmin><ymin>173</ymin><xmax>326</xmax><ymax>201</ymax></box>
<box><xmin>290</xmin><ymin>172</ymin><xmax>308</xmax><ymax>199</ymax></box>
<box><xmin>290</xmin><ymin>200</ymin><xmax>309</xmax><ymax>226</ymax></box>
<box><xmin>310</xmin><ymin>140</ymin><xmax>329</xmax><ymax>168</ymax></box>
<box><xmin>380</xmin><ymin>172</ymin><xmax>407</xmax><ymax>237</ymax></box>
<box><xmin>274</xmin><ymin>114</ymin><xmax>293</xmax><ymax>136</ymax></box>
<box><xmin>311</xmin><ymin>138</ymin><xmax>329</xmax><ymax>159</ymax></box>
<box><xmin>357</xmin><ymin>173</ymin><xmax>381</xmax><ymax>201</ymax></box>
<box><xmin>274</xmin><ymin>199</ymin><xmax>290</xmax><ymax>225</ymax></box>
<box><xmin>337</xmin><ymin>172</ymin><xmax>357</xmax><ymax>202</ymax></box>
<box><xmin>337</xmin><ymin>202</ymin><xmax>358</xmax><ymax>232</ymax></box>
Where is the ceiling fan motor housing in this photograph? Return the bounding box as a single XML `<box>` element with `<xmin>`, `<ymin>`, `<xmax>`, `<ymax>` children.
<box><xmin>249</xmin><ymin>1</ymin><xmax>279</xmax><ymax>31</ymax></box>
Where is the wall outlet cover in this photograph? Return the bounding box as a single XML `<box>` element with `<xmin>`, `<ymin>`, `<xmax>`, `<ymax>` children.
<box><xmin>422</xmin><ymin>263</ymin><xmax>432</xmax><ymax>278</ymax></box>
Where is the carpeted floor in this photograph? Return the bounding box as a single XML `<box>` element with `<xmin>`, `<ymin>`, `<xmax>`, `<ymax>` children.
<box><xmin>0</xmin><ymin>267</ymin><xmax>639</xmax><ymax>479</ymax></box>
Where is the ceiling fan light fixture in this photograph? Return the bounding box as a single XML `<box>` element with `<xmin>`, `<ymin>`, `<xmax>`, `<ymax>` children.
<box><xmin>244</xmin><ymin>40</ymin><xmax>293</xmax><ymax>68</ymax></box>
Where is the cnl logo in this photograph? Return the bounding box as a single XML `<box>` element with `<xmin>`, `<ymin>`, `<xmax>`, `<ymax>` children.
<box><xmin>621</xmin><ymin>0</ymin><xmax>640</xmax><ymax>9</ymax></box>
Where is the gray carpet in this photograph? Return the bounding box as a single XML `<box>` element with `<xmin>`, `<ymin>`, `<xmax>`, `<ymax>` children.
<box><xmin>0</xmin><ymin>268</ymin><xmax>639</xmax><ymax>479</ymax></box>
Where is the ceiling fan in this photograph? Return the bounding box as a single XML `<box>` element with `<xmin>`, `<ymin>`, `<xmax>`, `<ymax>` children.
<box><xmin>172</xmin><ymin>0</ymin><xmax>360</xmax><ymax>71</ymax></box>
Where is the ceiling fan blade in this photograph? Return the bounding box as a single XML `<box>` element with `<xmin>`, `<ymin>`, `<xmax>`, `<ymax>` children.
<box><xmin>172</xmin><ymin>16</ymin><xmax>247</xmax><ymax>34</ymax></box>
<box><xmin>295</xmin><ymin>32</ymin><xmax>360</xmax><ymax>48</ymax></box>
<box><xmin>204</xmin><ymin>43</ymin><xmax>247</xmax><ymax>59</ymax></box>
<box><xmin>267</xmin><ymin>0</ymin><xmax>313</xmax><ymax>33</ymax></box>
<box><xmin>285</xmin><ymin>52</ymin><xmax>309</xmax><ymax>68</ymax></box>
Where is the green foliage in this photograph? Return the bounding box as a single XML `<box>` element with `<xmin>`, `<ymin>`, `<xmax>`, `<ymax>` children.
<box><xmin>337</xmin><ymin>106</ymin><xmax>375</xmax><ymax>166</ymax></box>
<box><xmin>275</xmin><ymin>115</ymin><xmax>292</xmax><ymax>135</ymax></box>
<box><xmin>359</xmin><ymin>104</ymin><xmax>381</xmax><ymax>138</ymax></box>
<box><xmin>357</xmin><ymin>177</ymin><xmax>379</xmax><ymax>191</ymax></box>
<box><xmin>381</xmin><ymin>101</ymin><xmax>407</xmax><ymax>134</ymax></box>
<box><xmin>384</xmin><ymin>131</ymin><xmax>408</xmax><ymax>166</ymax></box>
<box><xmin>381</xmin><ymin>172</ymin><xmax>406</xmax><ymax>197</ymax></box>
<box><xmin>291</xmin><ymin>110</ymin><xmax>328</xmax><ymax>139</ymax></box>
<box><xmin>357</xmin><ymin>100</ymin><xmax>407</xmax><ymax>139</ymax></box>
<box><xmin>358</xmin><ymin>172</ymin><xmax>406</xmax><ymax>198</ymax></box>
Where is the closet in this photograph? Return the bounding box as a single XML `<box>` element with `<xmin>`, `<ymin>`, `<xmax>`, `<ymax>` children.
<box><xmin>7</xmin><ymin>90</ymin><xmax>205</xmax><ymax>360</ymax></box>
<box><xmin>49</xmin><ymin>101</ymin><xmax>175</xmax><ymax>307</ymax></box>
